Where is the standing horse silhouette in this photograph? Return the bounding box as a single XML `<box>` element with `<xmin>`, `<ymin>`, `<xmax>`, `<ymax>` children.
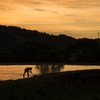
<box><xmin>23</xmin><ymin>67</ymin><xmax>32</xmax><ymax>78</ymax></box>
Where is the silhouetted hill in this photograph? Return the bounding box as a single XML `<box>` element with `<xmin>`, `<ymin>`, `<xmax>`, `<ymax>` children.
<box><xmin>0</xmin><ymin>25</ymin><xmax>27</xmax><ymax>48</ymax></box>
<box><xmin>0</xmin><ymin>25</ymin><xmax>76</xmax><ymax>49</ymax></box>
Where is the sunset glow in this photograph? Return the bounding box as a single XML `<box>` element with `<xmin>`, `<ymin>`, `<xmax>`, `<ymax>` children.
<box><xmin>0</xmin><ymin>0</ymin><xmax>100</xmax><ymax>38</ymax></box>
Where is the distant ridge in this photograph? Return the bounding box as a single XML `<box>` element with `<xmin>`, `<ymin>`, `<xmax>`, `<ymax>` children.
<box><xmin>0</xmin><ymin>25</ymin><xmax>76</xmax><ymax>49</ymax></box>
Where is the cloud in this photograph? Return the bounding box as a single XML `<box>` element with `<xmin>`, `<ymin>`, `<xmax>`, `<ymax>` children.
<box><xmin>52</xmin><ymin>11</ymin><xmax>58</xmax><ymax>13</ymax></box>
<box><xmin>64</xmin><ymin>15</ymin><xmax>78</xmax><ymax>16</ymax></box>
<box><xmin>48</xmin><ymin>30</ymin><xmax>100</xmax><ymax>39</ymax></box>
<box><xmin>43</xmin><ymin>0</ymin><xmax>100</xmax><ymax>8</ymax></box>
<box><xmin>34</xmin><ymin>8</ymin><xmax>46</xmax><ymax>11</ymax></box>
<box><xmin>29</xmin><ymin>2</ymin><xmax>41</xmax><ymax>4</ymax></box>
<box><xmin>0</xmin><ymin>8</ymin><xmax>5</xmax><ymax>10</ymax></box>
<box><xmin>68</xmin><ymin>6</ymin><xmax>87</xmax><ymax>8</ymax></box>
<box><xmin>1</xmin><ymin>0</ymin><xmax>100</xmax><ymax>11</ymax></box>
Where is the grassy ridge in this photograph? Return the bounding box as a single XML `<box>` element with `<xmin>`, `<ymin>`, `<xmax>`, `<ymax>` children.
<box><xmin>0</xmin><ymin>70</ymin><xmax>100</xmax><ymax>100</ymax></box>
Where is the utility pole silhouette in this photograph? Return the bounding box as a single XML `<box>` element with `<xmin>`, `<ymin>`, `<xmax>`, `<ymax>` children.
<box><xmin>98</xmin><ymin>32</ymin><xmax>99</xmax><ymax>39</ymax></box>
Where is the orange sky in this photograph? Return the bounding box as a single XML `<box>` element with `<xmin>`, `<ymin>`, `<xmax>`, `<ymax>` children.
<box><xmin>0</xmin><ymin>0</ymin><xmax>100</xmax><ymax>38</ymax></box>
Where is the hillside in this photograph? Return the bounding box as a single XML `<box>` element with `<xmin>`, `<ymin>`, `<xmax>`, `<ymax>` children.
<box><xmin>0</xmin><ymin>25</ymin><xmax>76</xmax><ymax>49</ymax></box>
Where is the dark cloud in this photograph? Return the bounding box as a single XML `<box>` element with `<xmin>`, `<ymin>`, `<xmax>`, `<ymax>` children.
<box><xmin>34</xmin><ymin>8</ymin><xmax>46</xmax><ymax>11</ymax></box>
<box><xmin>64</xmin><ymin>15</ymin><xmax>82</xmax><ymax>17</ymax></box>
<box><xmin>10</xmin><ymin>9</ymin><xmax>16</xmax><ymax>11</ymax></box>
<box><xmin>65</xmin><ymin>15</ymin><xmax>77</xmax><ymax>16</ymax></box>
<box><xmin>68</xmin><ymin>6</ymin><xmax>86</xmax><ymax>8</ymax></box>
<box><xmin>29</xmin><ymin>2</ymin><xmax>41</xmax><ymax>4</ymax></box>
<box><xmin>52</xmin><ymin>11</ymin><xmax>58</xmax><ymax>13</ymax></box>
<box><xmin>0</xmin><ymin>8</ymin><xmax>5</xmax><ymax>10</ymax></box>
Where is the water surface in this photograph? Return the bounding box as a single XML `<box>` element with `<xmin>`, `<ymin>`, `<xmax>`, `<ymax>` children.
<box><xmin>0</xmin><ymin>64</ymin><xmax>100</xmax><ymax>81</ymax></box>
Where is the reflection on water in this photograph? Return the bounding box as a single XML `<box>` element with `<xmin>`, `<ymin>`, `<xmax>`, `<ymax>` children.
<box><xmin>0</xmin><ymin>64</ymin><xmax>100</xmax><ymax>81</ymax></box>
<box><xmin>36</xmin><ymin>64</ymin><xmax>64</xmax><ymax>73</ymax></box>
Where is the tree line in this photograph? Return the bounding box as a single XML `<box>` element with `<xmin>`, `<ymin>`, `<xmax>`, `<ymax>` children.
<box><xmin>0</xmin><ymin>38</ymin><xmax>100</xmax><ymax>63</ymax></box>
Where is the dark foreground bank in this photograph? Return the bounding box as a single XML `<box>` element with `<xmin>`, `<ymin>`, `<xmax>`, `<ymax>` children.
<box><xmin>0</xmin><ymin>70</ymin><xmax>100</xmax><ymax>100</ymax></box>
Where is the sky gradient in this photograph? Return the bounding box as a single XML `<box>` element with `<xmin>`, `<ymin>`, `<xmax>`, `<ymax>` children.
<box><xmin>0</xmin><ymin>0</ymin><xmax>100</xmax><ymax>38</ymax></box>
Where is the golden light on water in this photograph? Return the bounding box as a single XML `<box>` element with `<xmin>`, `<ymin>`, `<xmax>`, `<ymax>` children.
<box><xmin>0</xmin><ymin>64</ymin><xmax>100</xmax><ymax>81</ymax></box>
